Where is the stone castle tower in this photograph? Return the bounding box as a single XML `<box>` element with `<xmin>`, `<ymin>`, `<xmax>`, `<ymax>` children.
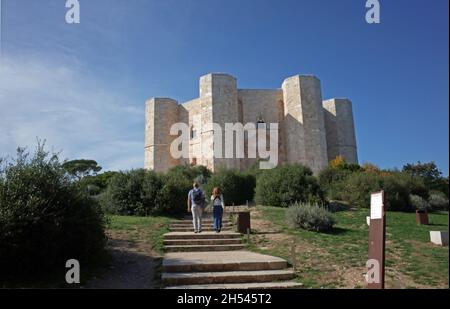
<box><xmin>144</xmin><ymin>73</ymin><xmax>358</xmax><ymax>174</ymax></box>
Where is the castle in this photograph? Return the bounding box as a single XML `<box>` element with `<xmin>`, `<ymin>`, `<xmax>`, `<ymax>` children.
<box><xmin>144</xmin><ymin>73</ymin><xmax>358</xmax><ymax>174</ymax></box>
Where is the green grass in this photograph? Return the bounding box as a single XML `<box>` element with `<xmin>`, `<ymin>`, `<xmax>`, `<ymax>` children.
<box><xmin>107</xmin><ymin>215</ymin><xmax>172</xmax><ymax>254</ymax></box>
<box><xmin>251</xmin><ymin>206</ymin><xmax>448</xmax><ymax>288</ymax></box>
<box><xmin>386</xmin><ymin>211</ymin><xmax>448</xmax><ymax>286</ymax></box>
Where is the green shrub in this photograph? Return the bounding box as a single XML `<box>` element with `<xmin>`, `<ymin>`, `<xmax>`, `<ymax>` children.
<box><xmin>395</xmin><ymin>173</ymin><xmax>429</xmax><ymax>200</ymax></box>
<box><xmin>157</xmin><ymin>165</ymin><xmax>209</xmax><ymax>215</ymax></box>
<box><xmin>428</xmin><ymin>191</ymin><xmax>449</xmax><ymax>211</ymax></box>
<box><xmin>335</xmin><ymin>172</ymin><xmax>382</xmax><ymax>209</ymax></box>
<box><xmin>286</xmin><ymin>202</ymin><xmax>335</xmax><ymax>232</ymax></box>
<box><xmin>142</xmin><ymin>171</ymin><xmax>164</xmax><ymax>214</ymax></box>
<box><xmin>382</xmin><ymin>174</ymin><xmax>412</xmax><ymax>211</ymax></box>
<box><xmin>157</xmin><ymin>172</ymin><xmax>192</xmax><ymax>215</ymax></box>
<box><xmin>78</xmin><ymin>171</ymin><xmax>118</xmax><ymax>195</ymax></box>
<box><xmin>166</xmin><ymin>165</ymin><xmax>211</xmax><ymax>184</ymax></box>
<box><xmin>318</xmin><ymin>167</ymin><xmax>353</xmax><ymax>200</ymax></box>
<box><xmin>102</xmin><ymin>169</ymin><xmax>184</xmax><ymax>216</ymax></box>
<box><xmin>0</xmin><ymin>145</ymin><xmax>106</xmax><ymax>278</ymax></box>
<box><xmin>410</xmin><ymin>194</ymin><xmax>431</xmax><ymax>211</ymax></box>
<box><xmin>204</xmin><ymin>168</ymin><xmax>255</xmax><ymax>205</ymax></box>
<box><xmin>432</xmin><ymin>177</ymin><xmax>449</xmax><ymax>197</ymax></box>
<box><xmin>335</xmin><ymin>172</ymin><xmax>417</xmax><ymax>211</ymax></box>
<box><xmin>255</xmin><ymin>164</ymin><xmax>324</xmax><ymax>207</ymax></box>
<box><xmin>101</xmin><ymin>165</ymin><xmax>212</xmax><ymax>217</ymax></box>
<box><xmin>101</xmin><ymin>169</ymin><xmax>148</xmax><ymax>216</ymax></box>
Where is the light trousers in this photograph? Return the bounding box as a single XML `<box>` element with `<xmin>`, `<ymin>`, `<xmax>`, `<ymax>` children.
<box><xmin>191</xmin><ymin>205</ymin><xmax>203</xmax><ymax>232</ymax></box>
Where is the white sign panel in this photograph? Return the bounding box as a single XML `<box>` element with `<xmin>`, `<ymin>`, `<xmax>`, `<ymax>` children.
<box><xmin>370</xmin><ymin>192</ymin><xmax>383</xmax><ymax>219</ymax></box>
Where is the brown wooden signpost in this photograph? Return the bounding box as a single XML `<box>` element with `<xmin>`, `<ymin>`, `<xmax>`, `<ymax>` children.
<box><xmin>367</xmin><ymin>190</ymin><xmax>386</xmax><ymax>289</ymax></box>
<box><xmin>237</xmin><ymin>211</ymin><xmax>251</xmax><ymax>234</ymax></box>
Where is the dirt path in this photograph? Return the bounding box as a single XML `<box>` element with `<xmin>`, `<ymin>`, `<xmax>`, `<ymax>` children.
<box><xmin>83</xmin><ymin>231</ymin><xmax>160</xmax><ymax>289</ymax></box>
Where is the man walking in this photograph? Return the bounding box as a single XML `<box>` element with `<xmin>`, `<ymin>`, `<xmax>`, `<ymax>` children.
<box><xmin>187</xmin><ymin>182</ymin><xmax>205</xmax><ymax>233</ymax></box>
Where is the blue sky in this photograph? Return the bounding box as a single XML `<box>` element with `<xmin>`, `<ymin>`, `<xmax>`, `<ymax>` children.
<box><xmin>0</xmin><ymin>0</ymin><xmax>448</xmax><ymax>174</ymax></box>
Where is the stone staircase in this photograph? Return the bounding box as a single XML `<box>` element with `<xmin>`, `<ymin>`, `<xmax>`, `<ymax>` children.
<box><xmin>161</xmin><ymin>214</ymin><xmax>303</xmax><ymax>289</ymax></box>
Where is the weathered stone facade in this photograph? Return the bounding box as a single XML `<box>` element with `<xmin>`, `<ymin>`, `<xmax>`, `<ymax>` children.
<box><xmin>144</xmin><ymin>73</ymin><xmax>358</xmax><ymax>174</ymax></box>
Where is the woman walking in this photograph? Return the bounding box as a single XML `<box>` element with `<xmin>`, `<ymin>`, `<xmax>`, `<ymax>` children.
<box><xmin>211</xmin><ymin>187</ymin><xmax>225</xmax><ymax>233</ymax></box>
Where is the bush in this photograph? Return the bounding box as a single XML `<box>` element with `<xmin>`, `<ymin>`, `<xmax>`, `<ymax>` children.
<box><xmin>428</xmin><ymin>191</ymin><xmax>449</xmax><ymax>211</ymax></box>
<box><xmin>141</xmin><ymin>171</ymin><xmax>164</xmax><ymax>214</ymax></box>
<box><xmin>396</xmin><ymin>173</ymin><xmax>429</xmax><ymax>200</ymax></box>
<box><xmin>101</xmin><ymin>165</ymin><xmax>206</xmax><ymax>216</ymax></box>
<box><xmin>318</xmin><ymin>167</ymin><xmax>353</xmax><ymax>200</ymax></box>
<box><xmin>101</xmin><ymin>169</ymin><xmax>148</xmax><ymax>216</ymax></box>
<box><xmin>432</xmin><ymin>177</ymin><xmax>449</xmax><ymax>197</ymax></box>
<box><xmin>166</xmin><ymin>165</ymin><xmax>211</xmax><ymax>185</ymax></box>
<box><xmin>335</xmin><ymin>172</ymin><xmax>414</xmax><ymax>211</ymax></box>
<box><xmin>286</xmin><ymin>202</ymin><xmax>335</xmax><ymax>232</ymax></box>
<box><xmin>157</xmin><ymin>165</ymin><xmax>208</xmax><ymax>215</ymax></box>
<box><xmin>204</xmin><ymin>168</ymin><xmax>255</xmax><ymax>206</ymax></box>
<box><xmin>255</xmin><ymin>164</ymin><xmax>324</xmax><ymax>207</ymax></box>
<box><xmin>382</xmin><ymin>174</ymin><xmax>412</xmax><ymax>211</ymax></box>
<box><xmin>410</xmin><ymin>194</ymin><xmax>431</xmax><ymax>212</ymax></box>
<box><xmin>0</xmin><ymin>145</ymin><xmax>106</xmax><ymax>278</ymax></box>
<box><xmin>333</xmin><ymin>172</ymin><xmax>381</xmax><ymax>208</ymax></box>
<box><xmin>78</xmin><ymin>171</ymin><xmax>119</xmax><ymax>195</ymax></box>
<box><xmin>157</xmin><ymin>171</ymin><xmax>192</xmax><ymax>215</ymax></box>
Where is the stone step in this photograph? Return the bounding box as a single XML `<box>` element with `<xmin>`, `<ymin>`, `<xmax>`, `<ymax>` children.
<box><xmin>164</xmin><ymin>238</ymin><xmax>242</xmax><ymax>246</ymax></box>
<box><xmin>162</xmin><ymin>269</ymin><xmax>295</xmax><ymax>285</ymax></box>
<box><xmin>170</xmin><ymin>222</ymin><xmax>233</xmax><ymax>228</ymax></box>
<box><xmin>182</xmin><ymin>214</ymin><xmax>234</xmax><ymax>218</ymax></box>
<box><xmin>166</xmin><ymin>281</ymin><xmax>303</xmax><ymax>289</ymax></box>
<box><xmin>165</xmin><ymin>244</ymin><xmax>245</xmax><ymax>253</ymax></box>
<box><xmin>173</xmin><ymin>219</ymin><xmax>231</xmax><ymax>224</ymax></box>
<box><xmin>164</xmin><ymin>232</ymin><xmax>241</xmax><ymax>240</ymax></box>
<box><xmin>169</xmin><ymin>225</ymin><xmax>232</xmax><ymax>232</ymax></box>
<box><xmin>163</xmin><ymin>251</ymin><xmax>288</xmax><ymax>273</ymax></box>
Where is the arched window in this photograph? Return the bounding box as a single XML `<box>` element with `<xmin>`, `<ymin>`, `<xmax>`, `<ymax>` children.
<box><xmin>190</xmin><ymin>126</ymin><xmax>197</xmax><ymax>139</ymax></box>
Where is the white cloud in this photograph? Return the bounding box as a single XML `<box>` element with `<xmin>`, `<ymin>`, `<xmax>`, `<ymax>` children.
<box><xmin>0</xmin><ymin>55</ymin><xmax>144</xmax><ymax>171</ymax></box>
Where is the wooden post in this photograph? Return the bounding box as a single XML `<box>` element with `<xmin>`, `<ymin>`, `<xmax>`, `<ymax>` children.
<box><xmin>291</xmin><ymin>239</ymin><xmax>296</xmax><ymax>272</ymax></box>
<box><xmin>237</xmin><ymin>212</ymin><xmax>251</xmax><ymax>234</ymax></box>
<box><xmin>367</xmin><ymin>190</ymin><xmax>386</xmax><ymax>289</ymax></box>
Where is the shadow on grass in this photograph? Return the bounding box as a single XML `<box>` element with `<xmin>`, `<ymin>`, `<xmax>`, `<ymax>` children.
<box><xmin>425</xmin><ymin>223</ymin><xmax>448</xmax><ymax>228</ymax></box>
<box><xmin>251</xmin><ymin>230</ymin><xmax>284</xmax><ymax>235</ymax></box>
<box><xmin>326</xmin><ymin>201</ymin><xmax>352</xmax><ymax>213</ymax></box>
<box><xmin>322</xmin><ymin>227</ymin><xmax>351</xmax><ymax>235</ymax></box>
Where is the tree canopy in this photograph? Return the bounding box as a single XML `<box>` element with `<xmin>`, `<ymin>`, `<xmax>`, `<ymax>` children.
<box><xmin>62</xmin><ymin>159</ymin><xmax>102</xmax><ymax>180</ymax></box>
<box><xmin>402</xmin><ymin>161</ymin><xmax>441</xmax><ymax>183</ymax></box>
